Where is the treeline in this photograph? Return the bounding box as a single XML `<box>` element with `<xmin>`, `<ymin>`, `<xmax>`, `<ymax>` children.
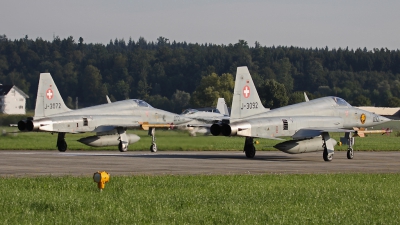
<box><xmin>1</xmin><ymin>34</ymin><xmax>400</xmax><ymax>113</ymax></box>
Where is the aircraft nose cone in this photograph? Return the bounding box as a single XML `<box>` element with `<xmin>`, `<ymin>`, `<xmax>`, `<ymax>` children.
<box><xmin>380</xmin><ymin>115</ymin><xmax>391</xmax><ymax>123</ymax></box>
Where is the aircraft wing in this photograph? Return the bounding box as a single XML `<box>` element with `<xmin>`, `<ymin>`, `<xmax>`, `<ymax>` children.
<box><xmin>257</xmin><ymin>135</ymin><xmax>285</xmax><ymax>140</ymax></box>
<box><xmin>292</xmin><ymin>128</ymin><xmax>354</xmax><ymax>140</ymax></box>
<box><xmin>94</xmin><ymin>116</ymin><xmax>178</xmax><ymax>130</ymax></box>
<box><xmin>88</xmin><ymin>115</ymin><xmax>142</xmax><ymax>128</ymax></box>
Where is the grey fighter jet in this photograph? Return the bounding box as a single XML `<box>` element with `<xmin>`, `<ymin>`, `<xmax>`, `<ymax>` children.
<box><xmin>180</xmin><ymin>98</ymin><xmax>230</xmax><ymax>136</ymax></box>
<box><xmin>210</xmin><ymin>67</ymin><xmax>391</xmax><ymax>161</ymax></box>
<box><xmin>17</xmin><ymin>73</ymin><xmax>191</xmax><ymax>152</ymax></box>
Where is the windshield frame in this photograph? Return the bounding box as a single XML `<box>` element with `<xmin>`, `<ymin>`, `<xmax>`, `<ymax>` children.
<box><xmin>132</xmin><ymin>99</ymin><xmax>153</xmax><ymax>108</ymax></box>
<box><xmin>332</xmin><ymin>97</ymin><xmax>352</xmax><ymax>107</ymax></box>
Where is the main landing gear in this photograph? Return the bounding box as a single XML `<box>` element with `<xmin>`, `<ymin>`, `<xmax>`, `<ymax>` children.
<box><xmin>149</xmin><ymin>127</ymin><xmax>157</xmax><ymax>152</ymax></box>
<box><xmin>322</xmin><ymin>132</ymin><xmax>334</xmax><ymax>162</ymax></box>
<box><xmin>243</xmin><ymin>137</ymin><xmax>256</xmax><ymax>158</ymax></box>
<box><xmin>57</xmin><ymin>132</ymin><xmax>67</xmax><ymax>152</ymax></box>
<box><xmin>322</xmin><ymin>132</ymin><xmax>354</xmax><ymax>162</ymax></box>
<box><xmin>344</xmin><ymin>132</ymin><xmax>354</xmax><ymax>159</ymax></box>
<box><xmin>118</xmin><ymin>128</ymin><xmax>129</xmax><ymax>152</ymax></box>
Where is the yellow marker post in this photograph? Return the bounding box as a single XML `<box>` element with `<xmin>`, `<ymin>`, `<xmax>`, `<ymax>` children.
<box><xmin>93</xmin><ymin>171</ymin><xmax>110</xmax><ymax>191</ymax></box>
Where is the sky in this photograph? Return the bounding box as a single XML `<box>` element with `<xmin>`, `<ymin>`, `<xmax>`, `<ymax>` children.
<box><xmin>1</xmin><ymin>0</ymin><xmax>399</xmax><ymax>50</ymax></box>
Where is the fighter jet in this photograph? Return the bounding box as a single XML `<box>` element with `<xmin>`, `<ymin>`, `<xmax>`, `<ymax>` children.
<box><xmin>210</xmin><ymin>66</ymin><xmax>391</xmax><ymax>161</ymax></box>
<box><xmin>180</xmin><ymin>98</ymin><xmax>230</xmax><ymax>136</ymax></box>
<box><xmin>17</xmin><ymin>73</ymin><xmax>191</xmax><ymax>152</ymax></box>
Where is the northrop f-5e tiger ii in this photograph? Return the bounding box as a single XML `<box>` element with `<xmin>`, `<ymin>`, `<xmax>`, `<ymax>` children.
<box><xmin>180</xmin><ymin>98</ymin><xmax>230</xmax><ymax>136</ymax></box>
<box><xmin>210</xmin><ymin>66</ymin><xmax>391</xmax><ymax>161</ymax></box>
<box><xmin>17</xmin><ymin>73</ymin><xmax>191</xmax><ymax>152</ymax></box>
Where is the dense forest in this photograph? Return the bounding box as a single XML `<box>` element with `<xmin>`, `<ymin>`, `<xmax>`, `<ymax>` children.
<box><xmin>1</xmin><ymin>34</ymin><xmax>400</xmax><ymax>113</ymax></box>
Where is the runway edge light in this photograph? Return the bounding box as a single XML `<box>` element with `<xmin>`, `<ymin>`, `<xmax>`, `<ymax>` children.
<box><xmin>93</xmin><ymin>171</ymin><xmax>110</xmax><ymax>191</ymax></box>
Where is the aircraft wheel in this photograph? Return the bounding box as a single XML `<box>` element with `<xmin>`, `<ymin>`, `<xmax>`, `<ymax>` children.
<box><xmin>244</xmin><ymin>145</ymin><xmax>256</xmax><ymax>158</ymax></box>
<box><xmin>118</xmin><ymin>142</ymin><xmax>128</xmax><ymax>152</ymax></box>
<box><xmin>150</xmin><ymin>144</ymin><xmax>157</xmax><ymax>153</ymax></box>
<box><xmin>323</xmin><ymin>149</ymin><xmax>333</xmax><ymax>162</ymax></box>
<box><xmin>347</xmin><ymin>148</ymin><xmax>354</xmax><ymax>159</ymax></box>
<box><xmin>57</xmin><ymin>140</ymin><xmax>67</xmax><ymax>152</ymax></box>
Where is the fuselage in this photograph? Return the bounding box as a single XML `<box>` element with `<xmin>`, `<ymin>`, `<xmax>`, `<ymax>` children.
<box><xmin>181</xmin><ymin>109</ymin><xmax>229</xmax><ymax>124</ymax></box>
<box><xmin>29</xmin><ymin>99</ymin><xmax>190</xmax><ymax>133</ymax></box>
<box><xmin>179</xmin><ymin>108</ymin><xmax>230</xmax><ymax>135</ymax></box>
<box><xmin>226</xmin><ymin>96</ymin><xmax>390</xmax><ymax>139</ymax></box>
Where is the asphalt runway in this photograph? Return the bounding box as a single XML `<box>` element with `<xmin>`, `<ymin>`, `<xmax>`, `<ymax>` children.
<box><xmin>1</xmin><ymin>150</ymin><xmax>400</xmax><ymax>177</ymax></box>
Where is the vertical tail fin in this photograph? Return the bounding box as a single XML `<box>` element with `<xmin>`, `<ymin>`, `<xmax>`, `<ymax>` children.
<box><xmin>34</xmin><ymin>73</ymin><xmax>71</xmax><ymax>119</ymax></box>
<box><xmin>230</xmin><ymin>66</ymin><xmax>266</xmax><ymax>120</ymax></box>
<box><xmin>216</xmin><ymin>98</ymin><xmax>229</xmax><ymax>116</ymax></box>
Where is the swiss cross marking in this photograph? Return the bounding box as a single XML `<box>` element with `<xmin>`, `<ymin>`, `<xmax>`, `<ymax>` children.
<box><xmin>46</xmin><ymin>89</ymin><xmax>54</xmax><ymax>100</ymax></box>
<box><xmin>243</xmin><ymin>85</ymin><xmax>250</xmax><ymax>98</ymax></box>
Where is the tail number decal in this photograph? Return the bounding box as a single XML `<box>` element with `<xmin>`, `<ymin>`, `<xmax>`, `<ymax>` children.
<box><xmin>44</xmin><ymin>103</ymin><xmax>61</xmax><ymax>109</ymax></box>
<box><xmin>241</xmin><ymin>102</ymin><xmax>258</xmax><ymax>110</ymax></box>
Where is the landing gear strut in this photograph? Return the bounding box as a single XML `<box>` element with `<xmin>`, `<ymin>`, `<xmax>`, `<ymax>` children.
<box><xmin>244</xmin><ymin>137</ymin><xmax>256</xmax><ymax>158</ymax></box>
<box><xmin>57</xmin><ymin>132</ymin><xmax>67</xmax><ymax>152</ymax></box>
<box><xmin>149</xmin><ymin>128</ymin><xmax>157</xmax><ymax>152</ymax></box>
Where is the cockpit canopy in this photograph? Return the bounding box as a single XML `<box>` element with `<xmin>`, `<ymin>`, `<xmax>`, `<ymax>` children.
<box><xmin>332</xmin><ymin>97</ymin><xmax>351</xmax><ymax>107</ymax></box>
<box><xmin>132</xmin><ymin>99</ymin><xmax>153</xmax><ymax>108</ymax></box>
<box><xmin>181</xmin><ymin>108</ymin><xmax>222</xmax><ymax>115</ymax></box>
<box><xmin>181</xmin><ymin>109</ymin><xmax>199</xmax><ymax>115</ymax></box>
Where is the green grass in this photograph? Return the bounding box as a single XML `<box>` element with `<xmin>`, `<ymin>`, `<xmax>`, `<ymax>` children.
<box><xmin>1</xmin><ymin>125</ymin><xmax>400</xmax><ymax>151</ymax></box>
<box><xmin>1</xmin><ymin>174</ymin><xmax>399</xmax><ymax>224</ymax></box>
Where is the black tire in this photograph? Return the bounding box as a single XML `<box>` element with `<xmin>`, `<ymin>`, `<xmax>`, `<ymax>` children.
<box><xmin>323</xmin><ymin>149</ymin><xmax>332</xmax><ymax>162</ymax></box>
<box><xmin>244</xmin><ymin>145</ymin><xmax>256</xmax><ymax>158</ymax></box>
<box><xmin>150</xmin><ymin>144</ymin><xmax>157</xmax><ymax>153</ymax></box>
<box><xmin>118</xmin><ymin>142</ymin><xmax>128</xmax><ymax>152</ymax></box>
<box><xmin>347</xmin><ymin>148</ymin><xmax>354</xmax><ymax>159</ymax></box>
<box><xmin>57</xmin><ymin>140</ymin><xmax>67</xmax><ymax>152</ymax></box>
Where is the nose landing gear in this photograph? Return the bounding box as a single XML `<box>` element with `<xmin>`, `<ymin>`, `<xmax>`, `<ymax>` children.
<box><xmin>149</xmin><ymin>128</ymin><xmax>158</xmax><ymax>153</ymax></box>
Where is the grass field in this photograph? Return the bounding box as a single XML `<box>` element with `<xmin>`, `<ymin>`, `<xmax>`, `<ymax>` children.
<box><xmin>1</xmin><ymin>174</ymin><xmax>399</xmax><ymax>224</ymax></box>
<box><xmin>1</xmin><ymin>123</ymin><xmax>400</xmax><ymax>151</ymax></box>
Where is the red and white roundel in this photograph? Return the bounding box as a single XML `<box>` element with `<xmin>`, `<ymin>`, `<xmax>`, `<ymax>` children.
<box><xmin>46</xmin><ymin>88</ymin><xmax>54</xmax><ymax>100</ymax></box>
<box><xmin>243</xmin><ymin>85</ymin><xmax>250</xmax><ymax>98</ymax></box>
